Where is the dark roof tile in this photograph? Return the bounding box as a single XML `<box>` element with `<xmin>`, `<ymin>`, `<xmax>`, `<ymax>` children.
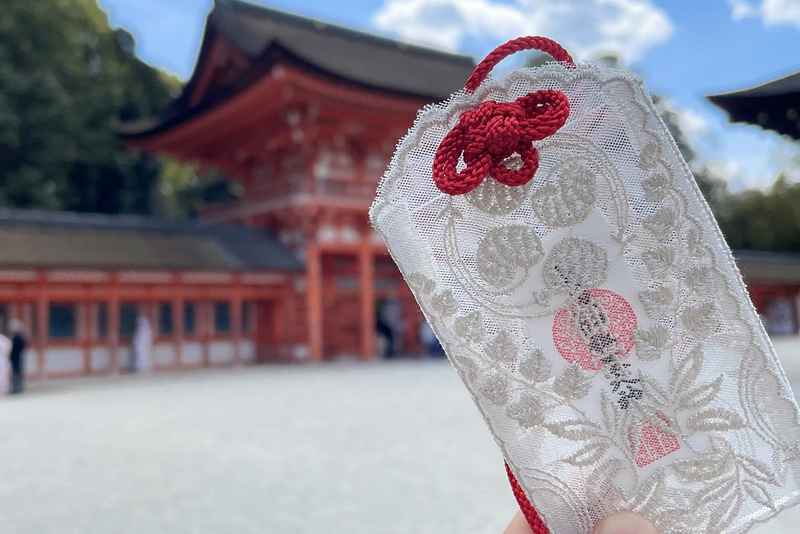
<box><xmin>0</xmin><ymin>209</ymin><xmax>302</xmax><ymax>271</ymax></box>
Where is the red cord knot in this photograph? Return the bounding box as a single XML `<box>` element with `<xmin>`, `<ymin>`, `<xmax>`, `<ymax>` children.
<box><xmin>432</xmin><ymin>89</ymin><xmax>570</xmax><ymax>196</ymax></box>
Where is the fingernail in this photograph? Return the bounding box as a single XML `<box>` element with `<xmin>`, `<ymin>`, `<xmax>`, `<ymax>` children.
<box><xmin>594</xmin><ymin>511</ymin><xmax>660</xmax><ymax>534</ymax></box>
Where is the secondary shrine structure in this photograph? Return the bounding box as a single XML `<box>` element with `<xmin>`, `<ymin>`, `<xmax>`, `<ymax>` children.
<box><xmin>122</xmin><ymin>0</ymin><xmax>476</xmax><ymax>362</ymax></box>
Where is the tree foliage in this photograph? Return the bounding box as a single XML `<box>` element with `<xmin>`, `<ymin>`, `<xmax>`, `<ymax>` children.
<box><xmin>0</xmin><ymin>0</ymin><xmax>180</xmax><ymax>214</ymax></box>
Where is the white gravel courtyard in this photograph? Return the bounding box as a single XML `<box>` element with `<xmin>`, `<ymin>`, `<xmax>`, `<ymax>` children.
<box><xmin>4</xmin><ymin>339</ymin><xmax>800</xmax><ymax>533</ymax></box>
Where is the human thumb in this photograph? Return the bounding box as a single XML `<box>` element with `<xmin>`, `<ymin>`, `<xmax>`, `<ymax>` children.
<box><xmin>593</xmin><ymin>511</ymin><xmax>660</xmax><ymax>534</ymax></box>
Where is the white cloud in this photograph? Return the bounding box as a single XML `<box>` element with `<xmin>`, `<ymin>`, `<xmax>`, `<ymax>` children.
<box><xmin>371</xmin><ymin>0</ymin><xmax>673</xmax><ymax>63</ymax></box>
<box><xmin>727</xmin><ymin>0</ymin><xmax>800</xmax><ymax>30</ymax></box>
<box><xmin>762</xmin><ymin>0</ymin><xmax>800</xmax><ymax>29</ymax></box>
<box><xmin>676</xmin><ymin>108</ymin><xmax>711</xmax><ymax>142</ymax></box>
<box><xmin>728</xmin><ymin>0</ymin><xmax>757</xmax><ymax>21</ymax></box>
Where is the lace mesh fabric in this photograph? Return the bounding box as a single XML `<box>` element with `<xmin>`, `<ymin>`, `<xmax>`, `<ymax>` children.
<box><xmin>370</xmin><ymin>61</ymin><xmax>800</xmax><ymax>534</ymax></box>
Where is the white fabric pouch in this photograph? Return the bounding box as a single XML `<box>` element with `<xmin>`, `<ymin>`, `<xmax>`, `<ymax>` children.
<box><xmin>370</xmin><ymin>37</ymin><xmax>800</xmax><ymax>534</ymax></box>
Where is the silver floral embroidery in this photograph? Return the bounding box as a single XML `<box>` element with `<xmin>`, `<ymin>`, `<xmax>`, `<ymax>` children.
<box><xmin>681</xmin><ymin>301</ymin><xmax>718</xmax><ymax>339</ymax></box>
<box><xmin>518</xmin><ymin>348</ymin><xmax>552</xmax><ymax>382</ymax></box>
<box><xmin>454</xmin><ymin>311</ymin><xmax>486</xmax><ymax>343</ymax></box>
<box><xmin>543</xmin><ymin>237</ymin><xmax>609</xmax><ymax>294</ymax></box>
<box><xmin>638</xmin><ymin>141</ymin><xmax>661</xmax><ymax>171</ymax></box>
<box><xmin>477</xmin><ymin>370</ymin><xmax>510</xmax><ymax>406</ymax></box>
<box><xmin>641</xmin><ymin>245</ymin><xmax>675</xmax><ymax>279</ymax></box>
<box><xmin>431</xmin><ymin>290</ymin><xmax>459</xmax><ymax>317</ymax></box>
<box><xmin>553</xmin><ymin>363</ymin><xmax>593</xmax><ymax>399</ymax></box>
<box><xmin>407</xmin><ymin>272</ymin><xmax>435</xmax><ymax>295</ymax></box>
<box><xmin>684</xmin><ymin>266</ymin><xmax>715</xmax><ymax>296</ymax></box>
<box><xmin>476</xmin><ymin>225</ymin><xmax>543</xmax><ymax>289</ymax></box>
<box><xmin>531</xmin><ymin>160</ymin><xmax>597</xmax><ymax>228</ymax></box>
<box><xmin>507</xmin><ymin>391</ymin><xmax>547</xmax><ymax>428</ymax></box>
<box><xmin>642</xmin><ymin>207</ymin><xmax>677</xmax><ymax>242</ymax></box>
<box><xmin>484</xmin><ymin>330</ymin><xmax>519</xmax><ymax>363</ymax></box>
<box><xmin>633</xmin><ymin>323</ymin><xmax>670</xmax><ymax>361</ymax></box>
<box><xmin>641</xmin><ymin>172</ymin><xmax>671</xmax><ymax>203</ymax></box>
<box><xmin>464</xmin><ymin>176</ymin><xmax>531</xmax><ymax>215</ymax></box>
<box><xmin>371</xmin><ymin>62</ymin><xmax>800</xmax><ymax>534</ymax></box>
<box><xmin>638</xmin><ymin>285</ymin><xmax>674</xmax><ymax>319</ymax></box>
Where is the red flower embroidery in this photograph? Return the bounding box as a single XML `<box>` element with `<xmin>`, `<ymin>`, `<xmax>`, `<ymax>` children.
<box><xmin>432</xmin><ymin>89</ymin><xmax>570</xmax><ymax>196</ymax></box>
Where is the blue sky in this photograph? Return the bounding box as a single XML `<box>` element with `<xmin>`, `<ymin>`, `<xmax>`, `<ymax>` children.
<box><xmin>96</xmin><ymin>0</ymin><xmax>800</xmax><ymax>191</ymax></box>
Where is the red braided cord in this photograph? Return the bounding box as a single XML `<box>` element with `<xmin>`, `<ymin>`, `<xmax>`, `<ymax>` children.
<box><xmin>465</xmin><ymin>36</ymin><xmax>574</xmax><ymax>92</ymax></box>
<box><xmin>505</xmin><ymin>462</ymin><xmax>550</xmax><ymax>534</ymax></box>
<box><xmin>432</xmin><ymin>90</ymin><xmax>569</xmax><ymax>195</ymax></box>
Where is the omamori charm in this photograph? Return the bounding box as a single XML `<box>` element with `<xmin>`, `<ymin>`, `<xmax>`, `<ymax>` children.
<box><xmin>370</xmin><ymin>37</ymin><xmax>800</xmax><ymax>534</ymax></box>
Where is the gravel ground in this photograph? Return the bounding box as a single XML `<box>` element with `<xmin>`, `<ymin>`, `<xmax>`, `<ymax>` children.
<box><xmin>3</xmin><ymin>338</ymin><xmax>800</xmax><ymax>534</ymax></box>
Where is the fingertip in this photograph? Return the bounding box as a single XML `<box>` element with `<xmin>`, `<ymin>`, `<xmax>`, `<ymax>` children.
<box><xmin>502</xmin><ymin>510</ymin><xmax>534</xmax><ymax>534</ymax></box>
<box><xmin>593</xmin><ymin>511</ymin><xmax>660</xmax><ymax>534</ymax></box>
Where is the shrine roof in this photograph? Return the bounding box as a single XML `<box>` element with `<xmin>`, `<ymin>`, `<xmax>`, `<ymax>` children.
<box><xmin>733</xmin><ymin>249</ymin><xmax>800</xmax><ymax>283</ymax></box>
<box><xmin>121</xmin><ymin>0</ymin><xmax>475</xmax><ymax>139</ymax></box>
<box><xmin>708</xmin><ymin>70</ymin><xmax>800</xmax><ymax>140</ymax></box>
<box><xmin>0</xmin><ymin>209</ymin><xmax>302</xmax><ymax>271</ymax></box>
<box><xmin>210</xmin><ymin>0</ymin><xmax>475</xmax><ymax>96</ymax></box>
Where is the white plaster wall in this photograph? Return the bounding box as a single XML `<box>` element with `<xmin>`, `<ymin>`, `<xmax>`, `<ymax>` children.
<box><xmin>240</xmin><ymin>340</ymin><xmax>256</xmax><ymax>362</ymax></box>
<box><xmin>91</xmin><ymin>347</ymin><xmax>109</xmax><ymax>371</ymax></box>
<box><xmin>154</xmin><ymin>344</ymin><xmax>176</xmax><ymax>366</ymax></box>
<box><xmin>181</xmin><ymin>343</ymin><xmax>202</xmax><ymax>365</ymax></box>
<box><xmin>117</xmin><ymin>347</ymin><xmax>132</xmax><ymax>370</ymax></box>
<box><xmin>45</xmin><ymin>348</ymin><xmax>84</xmax><ymax>373</ymax></box>
<box><xmin>24</xmin><ymin>350</ymin><xmax>39</xmax><ymax>376</ymax></box>
<box><xmin>209</xmin><ymin>341</ymin><xmax>234</xmax><ymax>364</ymax></box>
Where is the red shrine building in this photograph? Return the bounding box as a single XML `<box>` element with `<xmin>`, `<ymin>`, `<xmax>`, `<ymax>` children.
<box><xmin>3</xmin><ymin>1</ymin><xmax>800</xmax><ymax>381</ymax></box>
<box><xmin>121</xmin><ymin>1</ymin><xmax>476</xmax><ymax>363</ymax></box>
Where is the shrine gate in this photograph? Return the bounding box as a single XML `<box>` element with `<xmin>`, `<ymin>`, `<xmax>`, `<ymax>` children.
<box><xmin>122</xmin><ymin>1</ymin><xmax>476</xmax><ymax>361</ymax></box>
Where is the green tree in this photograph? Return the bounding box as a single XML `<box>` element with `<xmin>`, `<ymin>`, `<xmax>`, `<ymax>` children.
<box><xmin>0</xmin><ymin>1</ymin><xmax>180</xmax><ymax>214</ymax></box>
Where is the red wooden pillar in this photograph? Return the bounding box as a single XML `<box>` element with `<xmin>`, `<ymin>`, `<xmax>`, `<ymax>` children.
<box><xmin>82</xmin><ymin>300</ymin><xmax>92</xmax><ymax>375</ymax></box>
<box><xmin>358</xmin><ymin>238</ymin><xmax>375</xmax><ymax>360</ymax></box>
<box><xmin>273</xmin><ymin>295</ymin><xmax>286</xmax><ymax>360</ymax></box>
<box><xmin>201</xmin><ymin>300</ymin><xmax>210</xmax><ymax>367</ymax></box>
<box><xmin>36</xmin><ymin>271</ymin><xmax>47</xmax><ymax>380</ymax></box>
<box><xmin>306</xmin><ymin>240</ymin><xmax>324</xmax><ymax>361</ymax></box>
<box><xmin>109</xmin><ymin>273</ymin><xmax>120</xmax><ymax>374</ymax></box>
<box><xmin>173</xmin><ymin>274</ymin><xmax>184</xmax><ymax>367</ymax></box>
<box><xmin>232</xmin><ymin>273</ymin><xmax>243</xmax><ymax>365</ymax></box>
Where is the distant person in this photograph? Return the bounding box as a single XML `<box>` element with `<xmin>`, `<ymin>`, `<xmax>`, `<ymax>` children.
<box><xmin>418</xmin><ymin>319</ymin><xmax>442</xmax><ymax>357</ymax></box>
<box><xmin>8</xmin><ymin>319</ymin><xmax>26</xmax><ymax>394</ymax></box>
<box><xmin>0</xmin><ymin>330</ymin><xmax>10</xmax><ymax>395</ymax></box>
<box><xmin>133</xmin><ymin>314</ymin><xmax>153</xmax><ymax>373</ymax></box>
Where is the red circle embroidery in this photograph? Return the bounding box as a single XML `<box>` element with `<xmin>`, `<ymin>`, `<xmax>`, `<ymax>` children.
<box><xmin>552</xmin><ymin>289</ymin><xmax>637</xmax><ymax>370</ymax></box>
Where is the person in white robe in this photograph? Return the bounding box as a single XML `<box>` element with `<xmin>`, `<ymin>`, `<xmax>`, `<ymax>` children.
<box><xmin>133</xmin><ymin>314</ymin><xmax>153</xmax><ymax>373</ymax></box>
